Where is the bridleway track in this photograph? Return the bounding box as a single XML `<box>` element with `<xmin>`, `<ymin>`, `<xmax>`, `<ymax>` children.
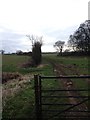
<box><xmin>52</xmin><ymin>63</ymin><xmax>89</xmax><ymax>119</ymax></box>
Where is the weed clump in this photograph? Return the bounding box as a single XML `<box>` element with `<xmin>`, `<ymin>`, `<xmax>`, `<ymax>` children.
<box><xmin>2</xmin><ymin>72</ymin><xmax>21</xmax><ymax>83</ymax></box>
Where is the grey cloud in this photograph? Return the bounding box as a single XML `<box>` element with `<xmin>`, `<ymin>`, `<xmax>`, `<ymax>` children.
<box><xmin>0</xmin><ymin>25</ymin><xmax>79</xmax><ymax>53</ymax></box>
<box><xmin>0</xmin><ymin>26</ymin><xmax>24</xmax><ymax>41</ymax></box>
<box><xmin>0</xmin><ymin>26</ymin><xmax>30</xmax><ymax>53</ymax></box>
<box><xmin>43</xmin><ymin>25</ymin><xmax>78</xmax><ymax>41</ymax></box>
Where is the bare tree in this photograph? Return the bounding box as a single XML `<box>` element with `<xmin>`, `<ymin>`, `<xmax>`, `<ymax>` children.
<box><xmin>26</xmin><ymin>34</ymin><xmax>43</xmax><ymax>47</ymax></box>
<box><xmin>54</xmin><ymin>41</ymin><xmax>65</xmax><ymax>55</ymax></box>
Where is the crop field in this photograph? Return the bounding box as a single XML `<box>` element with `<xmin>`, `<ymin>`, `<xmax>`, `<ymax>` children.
<box><xmin>2</xmin><ymin>54</ymin><xmax>89</xmax><ymax>119</ymax></box>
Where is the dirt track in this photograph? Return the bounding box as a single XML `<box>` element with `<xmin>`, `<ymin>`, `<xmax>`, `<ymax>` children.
<box><xmin>52</xmin><ymin>63</ymin><xmax>89</xmax><ymax>119</ymax></box>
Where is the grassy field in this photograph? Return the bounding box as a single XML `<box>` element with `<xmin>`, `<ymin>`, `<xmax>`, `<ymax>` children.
<box><xmin>2</xmin><ymin>54</ymin><xmax>89</xmax><ymax>75</ymax></box>
<box><xmin>43</xmin><ymin>54</ymin><xmax>89</xmax><ymax>74</ymax></box>
<box><xmin>2</xmin><ymin>54</ymin><xmax>56</xmax><ymax>119</ymax></box>
<box><xmin>2</xmin><ymin>55</ymin><xmax>30</xmax><ymax>74</ymax></box>
<box><xmin>2</xmin><ymin>54</ymin><xmax>89</xmax><ymax>119</ymax></box>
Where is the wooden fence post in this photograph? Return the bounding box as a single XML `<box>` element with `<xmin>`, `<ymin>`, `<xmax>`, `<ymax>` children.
<box><xmin>34</xmin><ymin>75</ymin><xmax>39</xmax><ymax>120</ymax></box>
<box><xmin>34</xmin><ymin>75</ymin><xmax>42</xmax><ymax>120</ymax></box>
<box><xmin>39</xmin><ymin>75</ymin><xmax>42</xmax><ymax>119</ymax></box>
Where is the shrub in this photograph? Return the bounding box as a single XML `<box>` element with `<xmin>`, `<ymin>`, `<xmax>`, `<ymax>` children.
<box><xmin>32</xmin><ymin>41</ymin><xmax>42</xmax><ymax>66</ymax></box>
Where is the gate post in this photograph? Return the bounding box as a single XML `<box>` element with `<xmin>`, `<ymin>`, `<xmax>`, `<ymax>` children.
<box><xmin>39</xmin><ymin>75</ymin><xmax>42</xmax><ymax>120</ymax></box>
<box><xmin>34</xmin><ymin>75</ymin><xmax>42</xmax><ymax>120</ymax></box>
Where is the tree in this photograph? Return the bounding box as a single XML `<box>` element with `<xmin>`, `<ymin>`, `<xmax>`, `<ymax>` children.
<box><xmin>68</xmin><ymin>20</ymin><xmax>90</xmax><ymax>53</ymax></box>
<box><xmin>0</xmin><ymin>50</ymin><xmax>5</xmax><ymax>54</ymax></box>
<box><xmin>64</xmin><ymin>49</ymin><xmax>70</xmax><ymax>52</ymax></box>
<box><xmin>26</xmin><ymin>34</ymin><xmax>43</xmax><ymax>66</ymax></box>
<box><xmin>68</xmin><ymin>35</ymin><xmax>77</xmax><ymax>51</ymax></box>
<box><xmin>54</xmin><ymin>40</ymin><xmax>65</xmax><ymax>55</ymax></box>
<box><xmin>32</xmin><ymin>41</ymin><xmax>42</xmax><ymax>65</ymax></box>
<box><xmin>16</xmin><ymin>50</ymin><xmax>23</xmax><ymax>55</ymax></box>
<box><xmin>26</xmin><ymin>35</ymin><xmax>43</xmax><ymax>47</ymax></box>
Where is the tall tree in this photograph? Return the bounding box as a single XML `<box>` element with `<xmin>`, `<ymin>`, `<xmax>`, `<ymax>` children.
<box><xmin>26</xmin><ymin>34</ymin><xmax>43</xmax><ymax>66</ymax></box>
<box><xmin>68</xmin><ymin>35</ymin><xmax>77</xmax><ymax>51</ymax></box>
<box><xmin>68</xmin><ymin>20</ymin><xmax>90</xmax><ymax>52</ymax></box>
<box><xmin>54</xmin><ymin>40</ymin><xmax>65</xmax><ymax>55</ymax></box>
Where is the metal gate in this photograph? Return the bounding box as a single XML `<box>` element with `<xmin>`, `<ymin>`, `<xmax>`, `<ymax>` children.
<box><xmin>34</xmin><ymin>75</ymin><xmax>90</xmax><ymax>120</ymax></box>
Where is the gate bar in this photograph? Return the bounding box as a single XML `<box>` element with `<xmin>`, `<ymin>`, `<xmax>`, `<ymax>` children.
<box><xmin>41</xmin><ymin>75</ymin><xmax>90</xmax><ymax>79</ymax></box>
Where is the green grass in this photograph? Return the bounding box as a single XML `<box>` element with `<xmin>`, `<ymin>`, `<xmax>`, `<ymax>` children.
<box><xmin>72</xmin><ymin>78</ymin><xmax>88</xmax><ymax>96</ymax></box>
<box><xmin>3</xmin><ymin>83</ymin><xmax>35</xmax><ymax>119</ymax></box>
<box><xmin>2</xmin><ymin>55</ymin><xmax>58</xmax><ymax>119</ymax></box>
<box><xmin>2</xmin><ymin>54</ymin><xmax>89</xmax><ymax>119</ymax></box>
<box><xmin>3</xmin><ymin>54</ymin><xmax>89</xmax><ymax>75</ymax></box>
<box><xmin>43</xmin><ymin>54</ymin><xmax>89</xmax><ymax>98</ymax></box>
<box><xmin>2</xmin><ymin>55</ymin><xmax>30</xmax><ymax>74</ymax></box>
<box><xmin>43</xmin><ymin>54</ymin><xmax>89</xmax><ymax>74</ymax></box>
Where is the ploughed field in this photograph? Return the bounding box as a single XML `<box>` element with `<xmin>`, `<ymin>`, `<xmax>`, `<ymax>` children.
<box><xmin>2</xmin><ymin>54</ymin><xmax>89</xmax><ymax>119</ymax></box>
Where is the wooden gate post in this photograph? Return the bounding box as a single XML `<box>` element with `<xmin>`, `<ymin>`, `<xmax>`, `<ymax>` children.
<box><xmin>34</xmin><ymin>75</ymin><xmax>42</xmax><ymax>120</ymax></box>
<box><xmin>39</xmin><ymin>75</ymin><xmax>42</xmax><ymax>119</ymax></box>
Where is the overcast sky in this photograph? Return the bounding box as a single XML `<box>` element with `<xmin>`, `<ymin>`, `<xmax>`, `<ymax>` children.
<box><xmin>0</xmin><ymin>0</ymin><xmax>89</xmax><ymax>53</ymax></box>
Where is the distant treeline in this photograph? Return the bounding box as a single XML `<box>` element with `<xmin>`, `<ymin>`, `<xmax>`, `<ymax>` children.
<box><xmin>62</xmin><ymin>51</ymin><xmax>90</xmax><ymax>56</ymax></box>
<box><xmin>42</xmin><ymin>52</ymin><xmax>57</xmax><ymax>54</ymax></box>
<box><xmin>42</xmin><ymin>51</ymin><xmax>90</xmax><ymax>56</ymax></box>
<box><xmin>16</xmin><ymin>51</ymin><xmax>32</xmax><ymax>56</ymax></box>
<box><xmin>5</xmin><ymin>52</ymin><xmax>32</xmax><ymax>56</ymax></box>
<box><xmin>4</xmin><ymin>51</ymin><xmax>90</xmax><ymax>56</ymax></box>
